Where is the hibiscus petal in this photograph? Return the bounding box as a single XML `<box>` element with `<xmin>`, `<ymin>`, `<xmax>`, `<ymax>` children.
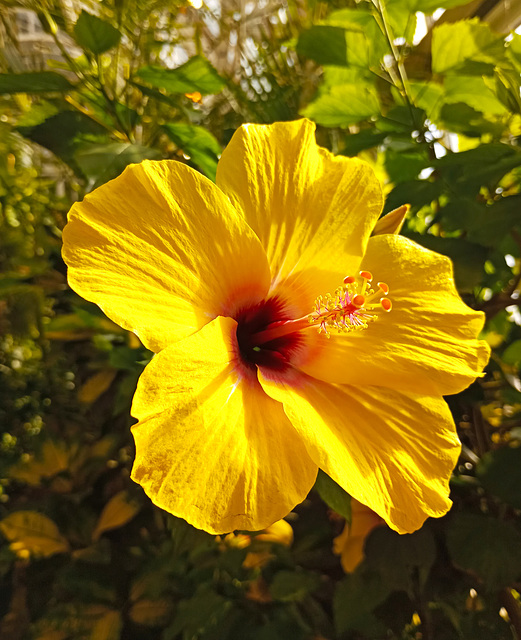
<box><xmin>258</xmin><ymin>370</ymin><xmax>460</xmax><ymax>534</ymax></box>
<box><xmin>62</xmin><ymin>160</ymin><xmax>271</xmax><ymax>352</ymax></box>
<box><xmin>298</xmin><ymin>234</ymin><xmax>490</xmax><ymax>396</ymax></box>
<box><xmin>130</xmin><ymin>317</ymin><xmax>317</xmax><ymax>534</ymax></box>
<box><xmin>216</xmin><ymin>119</ymin><xmax>383</xmax><ymax>299</ymax></box>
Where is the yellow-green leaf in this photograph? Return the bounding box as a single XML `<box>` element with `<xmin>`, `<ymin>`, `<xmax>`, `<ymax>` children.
<box><xmin>78</xmin><ymin>369</ymin><xmax>117</xmax><ymax>404</ymax></box>
<box><xmin>0</xmin><ymin>511</ymin><xmax>69</xmax><ymax>557</ymax></box>
<box><xmin>90</xmin><ymin>610</ymin><xmax>122</xmax><ymax>640</ymax></box>
<box><xmin>129</xmin><ymin>599</ymin><xmax>172</xmax><ymax>626</ymax></box>
<box><xmin>92</xmin><ymin>491</ymin><xmax>140</xmax><ymax>541</ymax></box>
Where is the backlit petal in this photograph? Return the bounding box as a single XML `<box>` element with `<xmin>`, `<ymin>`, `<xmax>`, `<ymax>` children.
<box><xmin>299</xmin><ymin>234</ymin><xmax>490</xmax><ymax>395</ymax></box>
<box><xmin>62</xmin><ymin>160</ymin><xmax>271</xmax><ymax>353</ymax></box>
<box><xmin>216</xmin><ymin>119</ymin><xmax>383</xmax><ymax>299</ymax></box>
<box><xmin>131</xmin><ymin>317</ymin><xmax>317</xmax><ymax>534</ymax></box>
<box><xmin>258</xmin><ymin>371</ymin><xmax>460</xmax><ymax>534</ymax></box>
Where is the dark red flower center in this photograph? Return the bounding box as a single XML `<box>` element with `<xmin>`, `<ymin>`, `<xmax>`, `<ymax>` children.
<box><xmin>235</xmin><ymin>297</ymin><xmax>303</xmax><ymax>372</ymax></box>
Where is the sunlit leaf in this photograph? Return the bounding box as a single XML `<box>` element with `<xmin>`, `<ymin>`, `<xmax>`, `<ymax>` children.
<box><xmin>444</xmin><ymin>75</ymin><xmax>507</xmax><ymax>115</ymax></box>
<box><xmin>0</xmin><ymin>511</ymin><xmax>69</xmax><ymax>557</ymax></box>
<box><xmin>163</xmin><ymin>123</ymin><xmax>221</xmax><ymax>180</ymax></box>
<box><xmin>432</xmin><ymin>19</ymin><xmax>506</xmax><ymax>75</ymax></box>
<box><xmin>92</xmin><ymin>491</ymin><xmax>141</xmax><ymax>541</ymax></box>
<box><xmin>301</xmin><ymin>82</ymin><xmax>380</xmax><ymax>127</ymax></box>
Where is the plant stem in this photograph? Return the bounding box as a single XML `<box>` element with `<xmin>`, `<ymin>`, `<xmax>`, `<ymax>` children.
<box><xmin>371</xmin><ymin>0</ymin><xmax>418</xmax><ymax>130</ymax></box>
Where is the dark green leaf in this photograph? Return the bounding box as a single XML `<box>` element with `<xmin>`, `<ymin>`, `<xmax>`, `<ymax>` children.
<box><xmin>314</xmin><ymin>469</ymin><xmax>351</xmax><ymax>522</ymax></box>
<box><xmin>384</xmin><ymin>180</ymin><xmax>442</xmax><ymax>213</ymax></box>
<box><xmin>130</xmin><ymin>81</ymin><xmax>180</xmax><ymax>107</ymax></box>
<box><xmin>341</xmin><ymin>129</ymin><xmax>388</xmax><ymax>156</ymax></box>
<box><xmin>364</xmin><ymin>526</ymin><xmax>436</xmax><ymax>591</ymax></box>
<box><xmin>297</xmin><ymin>26</ymin><xmax>348</xmax><ymax>66</ymax></box>
<box><xmin>269</xmin><ymin>570</ymin><xmax>320</xmax><ymax>602</ymax></box>
<box><xmin>17</xmin><ymin>110</ymin><xmax>106</xmax><ymax>167</ymax></box>
<box><xmin>73</xmin><ymin>11</ymin><xmax>121</xmax><ymax>54</ymax></box>
<box><xmin>334</xmin><ymin>569</ymin><xmax>389</xmax><ymax>636</ymax></box>
<box><xmin>74</xmin><ymin>143</ymin><xmax>161</xmax><ymax>188</ymax></box>
<box><xmin>0</xmin><ymin>71</ymin><xmax>73</xmax><ymax>94</ymax></box>
<box><xmin>438</xmin><ymin>102</ymin><xmax>504</xmax><ymax>137</ymax></box>
<box><xmin>162</xmin><ymin>123</ymin><xmax>221</xmax><ymax>180</ymax></box>
<box><xmin>385</xmin><ymin>147</ymin><xmax>430</xmax><ymax>183</ymax></box>
<box><xmin>136</xmin><ymin>56</ymin><xmax>225</xmax><ymax>95</ymax></box>
<box><xmin>477</xmin><ymin>447</ymin><xmax>521</xmax><ymax>508</ymax></box>
<box><xmin>447</xmin><ymin>513</ymin><xmax>521</xmax><ymax>591</ymax></box>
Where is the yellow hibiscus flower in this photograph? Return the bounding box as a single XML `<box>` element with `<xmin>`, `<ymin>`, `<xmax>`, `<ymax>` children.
<box><xmin>62</xmin><ymin>119</ymin><xmax>490</xmax><ymax>536</ymax></box>
<box><xmin>333</xmin><ymin>500</ymin><xmax>383</xmax><ymax>573</ymax></box>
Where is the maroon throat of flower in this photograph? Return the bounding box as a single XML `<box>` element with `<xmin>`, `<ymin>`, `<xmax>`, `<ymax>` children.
<box><xmin>235</xmin><ymin>271</ymin><xmax>392</xmax><ymax>372</ymax></box>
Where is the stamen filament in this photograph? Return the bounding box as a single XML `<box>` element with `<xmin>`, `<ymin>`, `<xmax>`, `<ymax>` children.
<box><xmin>249</xmin><ymin>272</ymin><xmax>392</xmax><ymax>346</ymax></box>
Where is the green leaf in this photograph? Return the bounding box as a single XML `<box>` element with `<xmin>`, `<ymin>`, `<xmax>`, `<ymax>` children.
<box><xmin>384</xmin><ymin>179</ymin><xmax>442</xmax><ymax>213</ymax></box>
<box><xmin>434</xmin><ymin>145</ymin><xmax>521</xmax><ymax>195</ymax></box>
<box><xmin>502</xmin><ymin>341</ymin><xmax>521</xmax><ymax>367</ymax></box>
<box><xmin>341</xmin><ymin>129</ymin><xmax>388</xmax><ymax>156</ymax></box>
<box><xmin>0</xmin><ymin>511</ymin><xmax>70</xmax><ymax>557</ymax></box>
<box><xmin>334</xmin><ymin>569</ymin><xmax>389</xmax><ymax>636</ymax></box>
<box><xmin>364</xmin><ymin>527</ymin><xmax>436</xmax><ymax>591</ymax></box>
<box><xmin>409</xmin><ymin>81</ymin><xmax>445</xmax><ymax>122</ymax></box>
<box><xmin>269</xmin><ymin>570</ymin><xmax>320</xmax><ymax>602</ymax></box>
<box><xmin>136</xmin><ymin>56</ymin><xmax>225</xmax><ymax>95</ymax></box>
<box><xmin>385</xmin><ymin>146</ymin><xmax>430</xmax><ymax>183</ymax></box>
<box><xmin>328</xmin><ymin>10</ymin><xmax>389</xmax><ymax>64</ymax></box>
<box><xmin>432</xmin><ymin>19</ymin><xmax>506</xmax><ymax>75</ymax></box>
<box><xmin>476</xmin><ymin>447</ymin><xmax>521</xmax><ymax>508</ymax></box>
<box><xmin>73</xmin><ymin>11</ymin><xmax>121</xmax><ymax>54</ymax></box>
<box><xmin>313</xmin><ymin>469</ymin><xmax>351</xmax><ymax>522</ymax></box>
<box><xmin>0</xmin><ymin>71</ymin><xmax>73</xmax><ymax>94</ymax></box>
<box><xmin>162</xmin><ymin>123</ymin><xmax>221</xmax><ymax>180</ymax></box>
<box><xmin>447</xmin><ymin>513</ymin><xmax>521</xmax><ymax>591</ymax></box>
<box><xmin>15</xmin><ymin>101</ymin><xmax>59</xmax><ymax>127</ymax></box>
<box><xmin>301</xmin><ymin>82</ymin><xmax>380</xmax><ymax>127</ymax></box>
<box><xmin>444</xmin><ymin>75</ymin><xmax>507</xmax><ymax>115</ymax></box>
<box><xmin>438</xmin><ymin>102</ymin><xmax>504</xmax><ymax>137</ymax></box>
<box><xmin>74</xmin><ymin>142</ymin><xmax>161</xmax><ymax>188</ymax></box>
<box><xmin>17</xmin><ymin>110</ymin><xmax>107</xmax><ymax>167</ymax></box>
<box><xmin>297</xmin><ymin>26</ymin><xmax>348</xmax><ymax>66</ymax></box>
<box><xmin>508</xmin><ymin>34</ymin><xmax>521</xmax><ymax>70</ymax></box>
<box><xmin>416</xmin><ymin>0</ymin><xmax>477</xmax><ymax>12</ymax></box>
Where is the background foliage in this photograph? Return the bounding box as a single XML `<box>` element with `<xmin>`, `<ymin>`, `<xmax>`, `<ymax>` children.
<box><xmin>1</xmin><ymin>0</ymin><xmax>521</xmax><ymax>638</ymax></box>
